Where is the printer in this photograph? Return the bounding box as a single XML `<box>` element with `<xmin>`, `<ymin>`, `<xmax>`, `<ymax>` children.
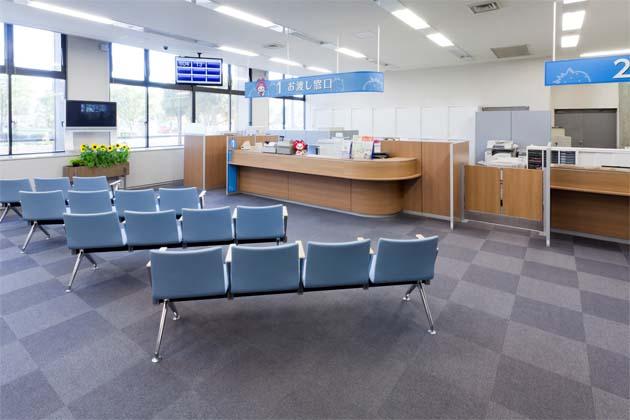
<box><xmin>481</xmin><ymin>141</ymin><xmax>525</xmax><ymax>168</ymax></box>
<box><xmin>485</xmin><ymin>140</ymin><xmax>518</xmax><ymax>159</ymax></box>
<box><xmin>262</xmin><ymin>141</ymin><xmax>277</xmax><ymax>154</ymax></box>
<box><xmin>276</xmin><ymin>140</ymin><xmax>295</xmax><ymax>155</ymax></box>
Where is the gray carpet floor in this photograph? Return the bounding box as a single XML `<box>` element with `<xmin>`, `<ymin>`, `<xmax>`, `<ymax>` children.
<box><xmin>1</xmin><ymin>189</ymin><xmax>629</xmax><ymax>420</ymax></box>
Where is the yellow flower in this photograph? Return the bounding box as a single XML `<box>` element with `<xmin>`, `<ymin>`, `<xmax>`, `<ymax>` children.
<box><xmin>108</xmin><ymin>146</ymin><xmax>114</xmax><ymax>152</ymax></box>
<box><xmin>115</xmin><ymin>144</ymin><xmax>121</xmax><ymax>149</ymax></box>
<box><xmin>80</xmin><ymin>144</ymin><xmax>87</xmax><ymax>152</ymax></box>
<box><xmin>100</xmin><ymin>145</ymin><xmax>107</xmax><ymax>151</ymax></box>
<box><xmin>122</xmin><ymin>145</ymin><xmax>129</xmax><ymax>150</ymax></box>
<box><xmin>91</xmin><ymin>144</ymin><xmax>98</xmax><ymax>150</ymax></box>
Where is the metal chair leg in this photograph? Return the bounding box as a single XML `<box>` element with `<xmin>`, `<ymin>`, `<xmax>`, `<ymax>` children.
<box><xmin>0</xmin><ymin>206</ymin><xmax>9</xmax><ymax>223</ymax></box>
<box><xmin>84</xmin><ymin>253</ymin><xmax>98</xmax><ymax>269</ymax></box>
<box><xmin>417</xmin><ymin>283</ymin><xmax>436</xmax><ymax>335</ymax></box>
<box><xmin>21</xmin><ymin>222</ymin><xmax>37</xmax><ymax>253</ymax></box>
<box><xmin>402</xmin><ymin>284</ymin><xmax>417</xmax><ymax>302</ymax></box>
<box><xmin>152</xmin><ymin>301</ymin><xmax>169</xmax><ymax>363</ymax></box>
<box><xmin>167</xmin><ymin>301</ymin><xmax>180</xmax><ymax>321</ymax></box>
<box><xmin>66</xmin><ymin>250</ymin><xmax>84</xmax><ymax>293</ymax></box>
<box><xmin>38</xmin><ymin>224</ymin><xmax>51</xmax><ymax>239</ymax></box>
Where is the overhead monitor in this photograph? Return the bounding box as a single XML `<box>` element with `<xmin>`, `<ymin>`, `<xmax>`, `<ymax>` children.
<box><xmin>175</xmin><ymin>56</ymin><xmax>223</xmax><ymax>86</ymax></box>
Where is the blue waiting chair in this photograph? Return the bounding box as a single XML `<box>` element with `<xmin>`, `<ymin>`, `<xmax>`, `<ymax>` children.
<box><xmin>0</xmin><ymin>178</ymin><xmax>32</xmax><ymax>223</ymax></box>
<box><xmin>149</xmin><ymin>247</ymin><xmax>228</xmax><ymax>362</ymax></box>
<box><xmin>19</xmin><ymin>191</ymin><xmax>67</xmax><ymax>252</ymax></box>
<box><xmin>158</xmin><ymin>187</ymin><xmax>205</xmax><ymax>217</ymax></box>
<box><xmin>115</xmin><ymin>189</ymin><xmax>158</xmax><ymax>220</ymax></box>
<box><xmin>303</xmin><ymin>239</ymin><xmax>371</xmax><ymax>289</ymax></box>
<box><xmin>68</xmin><ymin>190</ymin><xmax>115</xmax><ymax>214</ymax></box>
<box><xmin>181</xmin><ymin>207</ymin><xmax>233</xmax><ymax>246</ymax></box>
<box><xmin>72</xmin><ymin>176</ymin><xmax>120</xmax><ymax>199</ymax></box>
<box><xmin>233</xmin><ymin>205</ymin><xmax>287</xmax><ymax>244</ymax></box>
<box><xmin>369</xmin><ymin>235</ymin><xmax>439</xmax><ymax>334</ymax></box>
<box><xmin>124</xmin><ymin>210</ymin><xmax>181</xmax><ymax>250</ymax></box>
<box><xmin>34</xmin><ymin>177</ymin><xmax>71</xmax><ymax>201</ymax></box>
<box><xmin>228</xmin><ymin>242</ymin><xmax>302</xmax><ymax>295</ymax></box>
<box><xmin>63</xmin><ymin>211</ymin><xmax>127</xmax><ymax>292</ymax></box>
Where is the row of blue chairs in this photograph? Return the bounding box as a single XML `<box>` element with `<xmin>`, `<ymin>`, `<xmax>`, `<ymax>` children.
<box><xmin>63</xmin><ymin>204</ymin><xmax>288</xmax><ymax>292</ymax></box>
<box><xmin>148</xmin><ymin>235</ymin><xmax>439</xmax><ymax>362</ymax></box>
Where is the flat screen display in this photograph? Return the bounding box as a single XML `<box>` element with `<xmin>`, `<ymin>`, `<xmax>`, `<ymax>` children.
<box><xmin>175</xmin><ymin>56</ymin><xmax>223</xmax><ymax>85</ymax></box>
<box><xmin>66</xmin><ymin>101</ymin><xmax>117</xmax><ymax>128</ymax></box>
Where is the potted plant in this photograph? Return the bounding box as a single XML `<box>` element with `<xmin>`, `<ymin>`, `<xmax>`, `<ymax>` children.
<box><xmin>63</xmin><ymin>143</ymin><xmax>131</xmax><ymax>180</ymax></box>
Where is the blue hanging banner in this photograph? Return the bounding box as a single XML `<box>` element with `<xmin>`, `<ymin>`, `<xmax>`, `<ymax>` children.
<box><xmin>245</xmin><ymin>71</ymin><xmax>384</xmax><ymax>98</ymax></box>
<box><xmin>545</xmin><ymin>55</ymin><xmax>630</xmax><ymax>86</ymax></box>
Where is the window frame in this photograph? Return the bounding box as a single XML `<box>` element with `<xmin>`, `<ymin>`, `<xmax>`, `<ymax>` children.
<box><xmin>110</xmin><ymin>44</ymin><xmax>248</xmax><ymax>149</ymax></box>
<box><xmin>1</xmin><ymin>23</ymin><xmax>67</xmax><ymax>156</ymax></box>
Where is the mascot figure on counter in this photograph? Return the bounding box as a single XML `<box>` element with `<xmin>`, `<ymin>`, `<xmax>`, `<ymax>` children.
<box><xmin>293</xmin><ymin>139</ymin><xmax>307</xmax><ymax>156</ymax></box>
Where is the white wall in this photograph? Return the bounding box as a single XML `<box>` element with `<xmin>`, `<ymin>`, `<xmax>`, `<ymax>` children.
<box><xmin>551</xmin><ymin>84</ymin><xmax>619</xmax><ymax>110</ymax></box>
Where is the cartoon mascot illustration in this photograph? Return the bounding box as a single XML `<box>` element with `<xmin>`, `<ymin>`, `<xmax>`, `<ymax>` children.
<box><xmin>255</xmin><ymin>78</ymin><xmax>267</xmax><ymax>97</ymax></box>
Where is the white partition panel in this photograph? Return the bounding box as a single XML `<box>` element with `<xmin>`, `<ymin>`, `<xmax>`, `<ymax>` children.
<box><xmin>312</xmin><ymin>108</ymin><xmax>333</xmax><ymax>130</ymax></box>
<box><xmin>421</xmin><ymin>107</ymin><xmax>449</xmax><ymax>139</ymax></box>
<box><xmin>448</xmin><ymin>106</ymin><xmax>477</xmax><ymax>163</ymax></box>
<box><xmin>373</xmin><ymin>108</ymin><xmax>396</xmax><ymax>137</ymax></box>
<box><xmin>332</xmin><ymin>108</ymin><xmax>351</xmax><ymax>129</ymax></box>
<box><xmin>351</xmin><ymin>108</ymin><xmax>373</xmax><ymax>136</ymax></box>
<box><xmin>395</xmin><ymin>107</ymin><xmax>421</xmax><ymax>139</ymax></box>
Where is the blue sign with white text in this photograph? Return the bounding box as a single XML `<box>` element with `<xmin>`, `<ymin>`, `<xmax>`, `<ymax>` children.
<box><xmin>545</xmin><ymin>55</ymin><xmax>630</xmax><ymax>86</ymax></box>
<box><xmin>245</xmin><ymin>71</ymin><xmax>384</xmax><ymax>98</ymax></box>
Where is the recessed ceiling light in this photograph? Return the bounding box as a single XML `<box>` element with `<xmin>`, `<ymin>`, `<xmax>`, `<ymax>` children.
<box><xmin>391</xmin><ymin>8</ymin><xmax>430</xmax><ymax>30</ymax></box>
<box><xmin>335</xmin><ymin>47</ymin><xmax>366</xmax><ymax>59</ymax></box>
<box><xmin>561</xmin><ymin>34</ymin><xmax>580</xmax><ymax>48</ymax></box>
<box><xmin>269</xmin><ymin>57</ymin><xmax>302</xmax><ymax>67</ymax></box>
<box><xmin>581</xmin><ymin>48</ymin><xmax>630</xmax><ymax>57</ymax></box>
<box><xmin>28</xmin><ymin>1</ymin><xmax>115</xmax><ymax>25</ymax></box>
<box><xmin>217</xmin><ymin>45</ymin><xmax>258</xmax><ymax>57</ymax></box>
<box><xmin>306</xmin><ymin>66</ymin><xmax>331</xmax><ymax>73</ymax></box>
<box><xmin>562</xmin><ymin>10</ymin><xmax>585</xmax><ymax>31</ymax></box>
<box><xmin>214</xmin><ymin>5</ymin><xmax>275</xmax><ymax>28</ymax></box>
<box><xmin>563</xmin><ymin>0</ymin><xmax>586</xmax><ymax>4</ymax></box>
<box><xmin>426</xmin><ymin>32</ymin><xmax>454</xmax><ymax>47</ymax></box>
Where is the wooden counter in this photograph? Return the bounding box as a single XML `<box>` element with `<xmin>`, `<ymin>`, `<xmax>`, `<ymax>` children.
<box><xmin>551</xmin><ymin>166</ymin><xmax>630</xmax><ymax>240</ymax></box>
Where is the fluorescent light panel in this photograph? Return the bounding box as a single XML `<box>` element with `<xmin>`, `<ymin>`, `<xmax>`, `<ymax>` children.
<box><xmin>335</xmin><ymin>47</ymin><xmax>366</xmax><ymax>58</ymax></box>
<box><xmin>217</xmin><ymin>45</ymin><xmax>258</xmax><ymax>57</ymax></box>
<box><xmin>563</xmin><ymin>0</ymin><xmax>586</xmax><ymax>4</ymax></box>
<box><xmin>392</xmin><ymin>8</ymin><xmax>429</xmax><ymax>30</ymax></box>
<box><xmin>562</xmin><ymin>10</ymin><xmax>585</xmax><ymax>31</ymax></box>
<box><xmin>269</xmin><ymin>57</ymin><xmax>301</xmax><ymax>67</ymax></box>
<box><xmin>561</xmin><ymin>34</ymin><xmax>580</xmax><ymax>48</ymax></box>
<box><xmin>306</xmin><ymin>66</ymin><xmax>331</xmax><ymax>73</ymax></box>
<box><xmin>581</xmin><ymin>48</ymin><xmax>630</xmax><ymax>57</ymax></box>
<box><xmin>214</xmin><ymin>5</ymin><xmax>274</xmax><ymax>28</ymax></box>
<box><xmin>426</xmin><ymin>32</ymin><xmax>453</xmax><ymax>47</ymax></box>
<box><xmin>28</xmin><ymin>1</ymin><xmax>115</xmax><ymax>25</ymax></box>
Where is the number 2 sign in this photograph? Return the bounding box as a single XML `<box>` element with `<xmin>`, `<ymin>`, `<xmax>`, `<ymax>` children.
<box><xmin>545</xmin><ymin>55</ymin><xmax>630</xmax><ymax>86</ymax></box>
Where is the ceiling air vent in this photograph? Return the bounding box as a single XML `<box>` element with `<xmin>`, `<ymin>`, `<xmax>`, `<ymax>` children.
<box><xmin>263</xmin><ymin>43</ymin><xmax>285</xmax><ymax>50</ymax></box>
<box><xmin>491</xmin><ymin>44</ymin><xmax>530</xmax><ymax>59</ymax></box>
<box><xmin>469</xmin><ymin>2</ymin><xmax>500</xmax><ymax>14</ymax></box>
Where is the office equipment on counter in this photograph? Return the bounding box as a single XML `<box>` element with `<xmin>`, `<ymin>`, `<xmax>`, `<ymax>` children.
<box><xmin>485</xmin><ymin>140</ymin><xmax>519</xmax><ymax>159</ymax></box>
<box><xmin>276</xmin><ymin>140</ymin><xmax>296</xmax><ymax>155</ymax></box>
<box><xmin>526</xmin><ymin>146</ymin><xmax>630</xmax><ymax>169</ymax></box>
<box><xmin>479</xmin><ymin>154</ymin><xmax>526</xmax><ymax>168</ymax></box>
<box><xmin>262</xmin><ymin>142</ymin><xmax>277</xmax><ymax>154</ymax></box>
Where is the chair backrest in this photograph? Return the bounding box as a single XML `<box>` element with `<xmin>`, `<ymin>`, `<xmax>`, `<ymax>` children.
<box><xmin>115</xmin><ymin>189</ymin><xmax>157</xmax><ymax>215</ymax></box>
<box><xmin>124</xmin><ymin>210</ymin><xmax>180</xmax><ymax>247</ymax></box>
<box><xmin>182</xmin><ymin>207</ymin><xmax>233</xmax><ymax>244</ymax></box>
<box><xmin>72</xmin><ymin>176</ymin><xmax>109</xmax><ymax>192</ymax></box>
<box><xmin>151</xmin><ymin>247</ymin><xmax>227</xmax><ymax>301</ymax></box>
<box><xmin>68</xmin><ymin>190</ymin><xmax>112</xmax><ymax>214</ymax></box>
<box><xmin>63</xmin><ymin>211</ymin><xmax>126</xmax><ymax>250</ymax></box>
<box><xmin>235</xmin><ymin>205</ymin><xmax>284</xmax><ymax>241</ymax></box>
<box><xmin>303</xmin><ymin>239</ymin><xmax>371</xmax><ymax>288</ymax></box>
<box><xmin>230</xmin><ymin>243</ymin><xmax>300</xmax><ymax>294</ymax></box>
<box><xmin>370</xmin><ymin>236</ymin><xmax>439</xmax><ymax>284</ymax></box>
<box><xmin>158</xmin><ymin>187</ymin><xmax>199</xmax><ymax>216</ymax></box>
<box><xmin>34</xmin><ymin>177</ymin><xmax>71</xmax><ymax>200</ymax></box>
<box><xmin>20</xmin><ymin>191</ymin><xmax>66</xmax><ymax>222</ymax></box>
<box><xmin>0</xmin><ymin>178</ymin><xmax>32</xmax><ymax>204</ymax></box>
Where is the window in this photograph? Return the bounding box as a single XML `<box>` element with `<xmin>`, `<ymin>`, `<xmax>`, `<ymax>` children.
<box><xmin>0</xmin><ymin>24</ymin><xmax>4</xmax><ymax>67</ymax></box>
<box><xmin>231</xmin><ymin>65</ymin><xmax>249</xmax><ymax>91</ymax></box>
<box><xmin>111</xmin><ymin>43</ymin><xmax>144</xmax><ymax>81</ymax></box>
<box><xmin>13</xmin><ymin>26</ymin><xmax>62</xmax><ymax>71</ymax></box>
<box><xmin>285</xmin><ymin>99</ymin><xmax>304</xmax><ymax>129</ymax></box>
<box><xmin>0</xmin><ymin>74</ymin><xmax>7</xmax><ymax>155</ymax></box>
<box><xmin>149</xmin><ymin>50</ymin><xmax>175</xmax><ymax>84</ymax></box>
<box><xmin>110</xmin><ymin>84</ymin><xmax>147</xmax><ymax>148</ymax></box>
<box><xmin>148</xmin><ymin>87</ymin><xmax>192</xmax><ymax>146</ymax></box>
<box><xmin>196</xmin><ymin>91</ymin><xmax>229</xmax><ymax>133</ymax></box>
<box><xmin>269</xmin><ymin>99</ymin><xmax>284</xmax><ymax>130</ymax></box>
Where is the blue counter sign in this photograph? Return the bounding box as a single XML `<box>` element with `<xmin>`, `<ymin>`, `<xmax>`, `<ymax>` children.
<box><xmin>545</xmin><ymin>55</ymin><xmax>630</xmax><ymax>86</ymax></box>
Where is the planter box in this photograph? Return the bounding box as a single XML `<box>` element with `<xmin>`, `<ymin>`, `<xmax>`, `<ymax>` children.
<box><xmin>63</xmin><ymin>162</ymin><xmax>130</xmax><ymax>181</ymax></box>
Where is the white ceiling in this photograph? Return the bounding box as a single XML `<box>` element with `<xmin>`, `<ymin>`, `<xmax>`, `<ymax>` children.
<box><xmin>3</xmin><ymin>0</ymin><xmax>629</xmax><ymax>76</ymax></box>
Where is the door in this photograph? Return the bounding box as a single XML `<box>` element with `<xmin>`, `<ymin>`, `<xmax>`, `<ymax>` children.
<box><xmin>555</xmin><ymin>109</ymin><xmax>617</xmax><ymax>148</ymax></box>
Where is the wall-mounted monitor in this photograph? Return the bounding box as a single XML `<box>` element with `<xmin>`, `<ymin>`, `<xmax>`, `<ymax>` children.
<box><xmin>66</xmin><ymin>100</ymin><xmax>117</xmax><ymax>128</ymax></box>
<box><xmin>175</xmin><ymin>56</ymin><xmax>223</xmax><ymax>86</ymax></box>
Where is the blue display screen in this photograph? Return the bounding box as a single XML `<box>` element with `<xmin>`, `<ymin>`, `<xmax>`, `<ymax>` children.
<box><xmin>175</xmin><ymin>57</ymin><xmax>223</xmax><ymax>85</ymax></box>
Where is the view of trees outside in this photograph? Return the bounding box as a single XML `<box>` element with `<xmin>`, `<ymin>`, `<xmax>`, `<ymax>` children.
<box><xmin>149</xmin><ymin>87</ymin><xmax>192</xmax><ymax>146</ymax></box>
<box><xmin>196</xmin><ymin>91</ymin><xmax>229</xmax><ymax>133</ymax></box>
<box><xmin>11</xmin><ymin>75</ymin><xmax>65</xmax><ymax>154</ymax></box>
<box><xmin>110</xmin><ymin>84</ymin><xmax>147</xmax><ymax>148</ymax></box>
